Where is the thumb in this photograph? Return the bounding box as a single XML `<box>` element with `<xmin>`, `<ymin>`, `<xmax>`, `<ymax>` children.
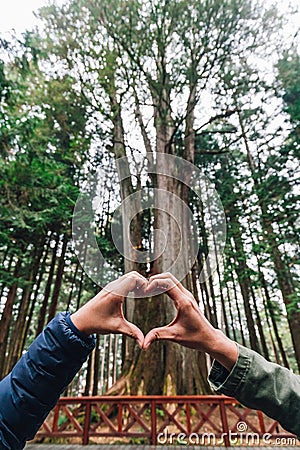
<box><xmin>121</xmin><ymin>320</ymin><xmax>144</xmax><ymax>349</ymax></box>
<box><xmin>143</xmin><ymin>325</ymin><xmax>174</xmax><ymax>350</ymax></box>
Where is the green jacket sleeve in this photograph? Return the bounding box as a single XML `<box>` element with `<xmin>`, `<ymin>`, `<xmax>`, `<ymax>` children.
<box><xmin>208</xmin><ymin>343</ymin><xmax>300</xmax><ymax>439</ymax></box>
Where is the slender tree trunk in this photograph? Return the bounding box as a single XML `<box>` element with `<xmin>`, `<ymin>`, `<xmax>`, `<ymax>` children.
<box><xmin>230</xmin><ymin>231</ymin><xmax>260</xmax><ymax>353</ymax></box>
<box><xmin>225</xmin><ymin>278</ymin><xmax>237</xmax><ymax>341</ymax></box>
<box><xmin>0</xmin><ymin>251</ymin><xmax>14</xmax><ymax>299</ymax></box>
<box><xmin>6</xmin><ymin>244</ymin><xmax>44</xmax><ymax>374</ymax></box>
<box><xmin>260</xmin><ymin>270</ymin><xmax>290</xmax><ymax>368</ymax></box>
<box><xmin>84</xmin><ymin>351</ymin><xmax>93</xmax><ymax>396</ymax></box>
<box><xmin>106</xmin><ymin>334</ymin><xmax>113</xmax><ymax>391</ymax></box>
<box><xmin>112</xmin><ymin>335</ymin><xmax>118</xmax><ymax>385</ymax></box>
<box><xmin>250</xmin><ymin>284</ymin><xmax>269</xmax><ymax>359</ymax></box>
<box><xmin>36</xmin><ymin>235</ymin><xmax>59</xmax><ymax>336</ymax></box>
<box><xmin>66</xmin><ymin>260</ymin><xmax>80</xmax><ymax>311</ymax></box>
<box><xmin>0</xmin><ymin>257</ymin><xmax>22</xmax><ymax>379</ymax></box>
<box><xmin>230</xmin><ymin>266</ymin><xmax>247</xmax><ymax>347</ymax></box>
<box><xmin>100</xmin><ymin>335</ymin><xmax>107</xmax><ymax>394</ymax></box>
<box><xmin>216</xmin><ymin>264</ymin><xmax>230</xmax><ymax>336</ymax></box>
<box><xmin>23</xmin><ymin>237</ymin><xmax>51</xmax><ymax>349</ymax></box>
<box><xmin>47</xmin><ymin>234</ymin><xmax>68</xmax><ymax>323</ymax></box>
<box><xmin>262</xmin><ymin>293</ymin><xmax>281</xmax><ymax>365</ymax></box>
<box><xmin>196</xmin><ymin>208</ymin><xmax>218</xmax><ymax>327</ymax></box>
<box><xmin>92</xmin><ymin>335</ymin><xmax>100</xmax><ymax>395</ymax></box>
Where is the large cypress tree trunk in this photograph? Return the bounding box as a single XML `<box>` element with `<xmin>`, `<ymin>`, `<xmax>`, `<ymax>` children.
<box><xmin>114</xmin><ymin>89</ymin><xmax>210</xmax><ymax>394</ymax></box>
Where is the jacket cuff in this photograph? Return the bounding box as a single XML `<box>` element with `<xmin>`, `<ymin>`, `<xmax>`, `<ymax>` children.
<box><xmin>50</xmin><ymin>312</ymin><xmax>96</xmax><ymax>357</ymax></box>
<box><xmin>208</xmin><ymin>343</ymin><xmax>252</xmax><ymax>396</ymax></box>
<box><xmin>65</xmin><ymin>312</ymin><xmax>96</xmax><ymax>344</ymax></box>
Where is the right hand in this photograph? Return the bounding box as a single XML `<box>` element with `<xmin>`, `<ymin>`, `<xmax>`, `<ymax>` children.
<box><xmin>143</xmin><ymin>273</ymin><xmax>218</xmax><ymax>351</ymax></box>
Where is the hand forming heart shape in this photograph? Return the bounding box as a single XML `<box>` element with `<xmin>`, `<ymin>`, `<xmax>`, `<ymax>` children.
<box><xmin>71</xmin><ymin>271</ymin><xmax>218</xmax><ymax>354</ymax></box>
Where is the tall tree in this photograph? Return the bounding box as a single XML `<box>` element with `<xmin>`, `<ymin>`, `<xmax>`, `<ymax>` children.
<box><xmin>33</xmin><ymin>0</ymin><xmax>286</xmax><ymax>393</ymax></box>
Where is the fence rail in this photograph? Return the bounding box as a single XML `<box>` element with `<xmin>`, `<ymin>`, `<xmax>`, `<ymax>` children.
<box><xmin>36</xmin><ymin>395</ymin><xmax>297</xmax><ymax>446</ymax></box>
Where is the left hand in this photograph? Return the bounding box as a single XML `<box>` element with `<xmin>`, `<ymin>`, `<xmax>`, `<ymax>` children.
<box><xmin>70</xmin><ymin>271</ymin><xmax>148</xmax><ymax>347</ymax></box>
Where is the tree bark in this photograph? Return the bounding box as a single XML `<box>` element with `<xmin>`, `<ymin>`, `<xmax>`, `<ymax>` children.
<box><xmin>92</xmin><ymin>334</ymin><xmax>101</xmax><ymax>395</ymax></box>
<box><xmin>6</xmin><ymin>243</ymin><xmax>44</xmax><ymax>374</ymax></box>
<box><xmin>47</xmin><ymin>234</ymin><xmax>68</xmax><ymax>323</ymax></box>
<box><xmin>36</xmin><ymin>235</ymin><xmax>59</xmax><ymax>336</ymax></box>
<box><xmin>0</xmin><ymin>257</ymin><xmax>22</xmax><ymax>379</ymax></box>
<box><xmin>230</xmin><ymin>231</ymin><xmax>260</xmax><ymax>353</ymax></box>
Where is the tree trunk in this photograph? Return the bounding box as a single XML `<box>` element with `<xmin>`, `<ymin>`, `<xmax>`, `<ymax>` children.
<box><xmin>260</xmin><ymin>269</ymin><xmax>290</xmax><ymax>368</ymax></box>
<box><xmin>229</xmin><ymin>225</ymin><xmax>260</xmax><ymax>353</ymax></box>
<box><xmin>100</xmin><ymin>335</ymin><xmax>107</xmax><ymax>394</ymax></box>
<box><xmin>225</xmin><ymin>278</ymin><xmax>237</xmax><ymax>341</ymax></box>
<box><xmin>36</xmin><ymin>235</ymin><xmax>59</xmax><ymax>336</ymax></box>
<box><xmin>21</xmin><ymin>236</ymin><xmax>51</xmax><ymax>352</ymax></box>
<box><xmin>236</xmin><ymin>102</ymin><xmax>300</xmax><ymax>371</ymax></box>
<box><xmin>250</xmin><ymin>284</ymin><xmax>269</xmax><ymax>360</ymax></box>
<box><xmin>92</xmin><ymin>334</ymin><xmax>100</xmax><ymax>395</ymax></box>
<box><xmin>0</xmin><ymin>257</ymin><xmax>22</xmax><ymax>379</ymax></box>
<box><xmin>83</xmin><ymin>351</ymin><xmax>93</xmax><ymax>396</ymax></box>
<box><xmin>6</xmin><ymin>243</ymin><xmax>44</xmax><ymax>374</ymax></box>
<box><xmin>47</xmin><ymin>234</ymin><xmax>68</xmax><ymax>323</ymax></box>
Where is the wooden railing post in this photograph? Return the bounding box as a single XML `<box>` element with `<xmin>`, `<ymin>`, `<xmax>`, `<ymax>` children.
<box><xmin>257</xmin><ymin>410</ymin><xmax>266</xmax><ymax>433</ymax></box>
<box><xmin>186</xmin><ymin>402</ymin><xmax>191</xmax><ymax>435</ymax></box>
<box><xmin>52</xmin><ymin>404</ymin><xmax>60</xmax><ymax>433</ymax></box>
<box><xmin>219</xmin><ymin>399</ymin><xmax>230</xmax><ymax>447</ymax></box>
<box><xmin>118</xmin><ymin>402</ymin><xmax>123</xmax><ymax>433</ymax></box>
<box><xmin>83</xmin><ymin>401</ymin><xmax>91</xmax><ymax>445</ymax></box>
<box><xmin>151</xmin><ymin>399</ymin><xmax>157</xmax><ymax>445</ymax></box>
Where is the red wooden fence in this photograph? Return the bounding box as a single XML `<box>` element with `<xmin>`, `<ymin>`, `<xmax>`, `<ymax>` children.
<box><xmin>35</xmin><ymin>395</ymin><xmax>298</xmax><ymax>446</ymax></box>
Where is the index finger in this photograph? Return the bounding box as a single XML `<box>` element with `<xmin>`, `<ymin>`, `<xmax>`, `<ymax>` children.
<box><xmin>123</xmin><ymin>271</ymin><xmax>148</xmax><ymax>293</ymax></box>
<box><xmin>104</xmin><ymin>271</ymin><xmax>148</xmax><ymax>298</ymax></box>
<box><xmin>148</xmin><ymin>273</ymin><xmax>192</xmax><ymax>298</ymax></box>
<box><xmin>145</xmin><ymin>277</ymin><xmax>184</xmax><ymax>308</ymax></box>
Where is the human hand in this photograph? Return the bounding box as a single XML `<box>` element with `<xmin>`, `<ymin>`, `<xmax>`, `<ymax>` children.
<box><xmin>143</xmin><ymin>273</ymin><xmax>216</xmax><ymax>351</ymax></box>
<box><xmin>143</xmin><ymin>273</ymin><xmax>238</xmax><ymax>370</ymax></box>
<box><xmin>70</xmin><ymin>271</ymin><xmax>147</xmax><ymax>348</ymax></box>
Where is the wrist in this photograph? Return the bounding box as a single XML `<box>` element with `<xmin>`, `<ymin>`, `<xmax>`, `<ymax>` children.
<box><xmin>70</xmin><ymin>308</ymin><xmax>96</xmax><ymax>336</ymax></box>
<box><xmin>206</xmin><ymin>330</ymin><xmax>238</xmax><ymax>371</ymax></box>
<box><xmin>67</xmin><ymin>313</ymin><xmax>94</xmax><ymax>341</ymax></box>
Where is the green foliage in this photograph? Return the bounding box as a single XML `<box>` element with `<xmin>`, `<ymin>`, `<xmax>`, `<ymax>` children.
<box><xmin>129</xmin><ymin>437</ymin><xmax>147</xmax><ymax>444</ymax></box>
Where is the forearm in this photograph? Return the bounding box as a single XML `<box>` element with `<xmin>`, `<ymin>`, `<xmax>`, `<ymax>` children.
<box><xmin>0</xmin><ymin>313</ymin><xmax>95</xmax><ymax>450</ymax></box>
<box><xmin>208</xmin><ymin>344</ymin><xmax>300</xmax><ymax>439</ymax></box>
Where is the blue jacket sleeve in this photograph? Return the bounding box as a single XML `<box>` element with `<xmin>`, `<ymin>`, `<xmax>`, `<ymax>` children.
<box><xmin>0</xmin><ymin>312</ymin><xmax>95</xmax><ymax>450</ymax></box>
